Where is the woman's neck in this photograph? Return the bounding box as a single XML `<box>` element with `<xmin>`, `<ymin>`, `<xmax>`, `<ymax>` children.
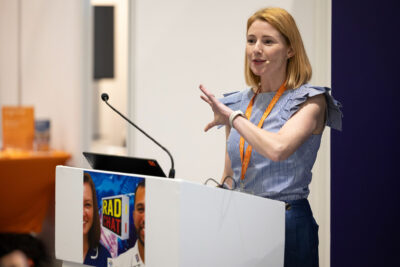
<box><xmin>83</xmin><ymin>235</ymin><xmax>89</xmax><ymax>259</ymax></box>
<box><xmin>259</xmin><ymin>71</ymin><xmax>287</xmax><ymax>93</ymax></box>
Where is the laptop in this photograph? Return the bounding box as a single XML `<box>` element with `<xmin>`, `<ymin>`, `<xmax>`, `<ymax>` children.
<box><xmin>83</xmin><ymin>151</ymin><xmax>166</xmax><ymax>177</ymax></box>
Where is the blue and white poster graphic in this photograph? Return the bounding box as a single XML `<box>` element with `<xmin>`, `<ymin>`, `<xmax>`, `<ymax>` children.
<box><xmin>83</xmin><ymin>170</ymin><xmax>145</xmax><ymax>267</ymax></box>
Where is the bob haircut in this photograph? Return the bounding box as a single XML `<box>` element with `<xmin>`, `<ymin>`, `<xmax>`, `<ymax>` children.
<box><xmin>84</xmin><ymin>173</ymin><xmax>101</xmax><ymax>249</ymax></box>
<box><xmin>245</xmin><ymin>7</ymin><xmax>312</xmax><ymax>90</ymax></box>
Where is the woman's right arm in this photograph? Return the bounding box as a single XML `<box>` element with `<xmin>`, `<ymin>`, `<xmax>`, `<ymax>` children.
<box><xmin>221</xmin><ymin>125</ymin><xmax>234</xmax><ymax>187</ymax></box>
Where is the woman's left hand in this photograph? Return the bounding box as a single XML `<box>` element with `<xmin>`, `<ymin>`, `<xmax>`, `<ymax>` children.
<box><xmin>199</xmin><ymin>84</ymin><xmax>233</xmax><ymax>131</ymax></box>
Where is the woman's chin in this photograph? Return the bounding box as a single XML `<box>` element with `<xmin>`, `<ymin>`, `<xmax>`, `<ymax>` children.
<box><xmin>83</xmin><ymin>225</ymin><xmax>90</xmax><ymax>236</ymax></box>
<box><xmin>250</xmin><ymin>68</ymin><xmax>264</xmax><ymax>77</ymax></box>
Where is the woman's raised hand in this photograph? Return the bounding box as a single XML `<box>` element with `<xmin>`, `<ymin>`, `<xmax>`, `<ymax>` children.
<box><xmin>199</xmin><ymin>84</ymin><xmax>233</xmax><ymax>131</ymax></box>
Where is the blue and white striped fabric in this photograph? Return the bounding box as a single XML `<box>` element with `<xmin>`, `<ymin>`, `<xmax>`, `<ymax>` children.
<box><xmin>219</xmin><ymin>84</ymin><xmax>342</xmax><ymax>201</ymax></box>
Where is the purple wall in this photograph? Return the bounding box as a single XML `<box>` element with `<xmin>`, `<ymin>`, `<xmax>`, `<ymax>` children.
<box><xmin>331</xmin><ymin>1</ymin><xmax>400</xmax><ymax>266</ymax></box>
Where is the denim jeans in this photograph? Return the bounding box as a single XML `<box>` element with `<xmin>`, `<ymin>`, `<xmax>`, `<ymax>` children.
<box><xmin>284</xmin><ymin>199</ymin><xmax>319</xmax><ymax>267</ymax></box>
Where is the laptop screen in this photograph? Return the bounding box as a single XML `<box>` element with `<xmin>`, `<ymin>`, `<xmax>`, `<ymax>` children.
<box><xmin>83</xmin><ymin>152</ymin><xmax>166</xmax><ymax>177</ymax></box>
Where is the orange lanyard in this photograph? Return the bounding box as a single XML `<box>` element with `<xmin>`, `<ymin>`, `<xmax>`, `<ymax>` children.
<box><xmin>239</xmin><ymin>83</ymin><xmax>287</xmax><ymax>181</ymax></box>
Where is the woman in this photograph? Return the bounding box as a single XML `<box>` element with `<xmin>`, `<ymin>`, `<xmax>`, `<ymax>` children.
<box><xmin>200</xmin><ymin>7</ymin><xmax>341</xmax><ymax>267</ymax></box>
<box><xmin>83</xmin><ymin>173</ymin><xmax>111</xmax><ymax>267</ymax></box>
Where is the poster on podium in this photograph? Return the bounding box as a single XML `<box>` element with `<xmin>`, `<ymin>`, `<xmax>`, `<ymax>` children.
<box><xmin>82</xmin><ymin>171</ymin><xmax>146</xmax><ymax>267</ymax></box>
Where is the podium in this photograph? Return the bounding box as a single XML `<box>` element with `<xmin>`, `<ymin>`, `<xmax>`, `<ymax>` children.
<box><xmin>55</xmin><ymin>166</ymin><xmax>285</xmax><ymax>267</ymax></box>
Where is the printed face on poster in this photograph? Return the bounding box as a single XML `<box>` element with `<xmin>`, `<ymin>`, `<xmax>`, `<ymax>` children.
<box><xmin>83</xmin><ymin>171</ymin><xmax>146</xmax><ymax>267</ymax></box>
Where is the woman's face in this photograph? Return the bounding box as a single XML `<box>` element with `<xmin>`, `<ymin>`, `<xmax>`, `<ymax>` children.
<box><xmin>83</xmin><ymin>182</ymin><xmax>94</xmax><ymax>236</ymax></box>
<box><xmin>246</xmin><ymin>19</ymin><xmax>293</xmax><ymax>79</ymax></box>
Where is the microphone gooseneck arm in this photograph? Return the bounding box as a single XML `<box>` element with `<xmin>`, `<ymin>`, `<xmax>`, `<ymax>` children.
<box><xmin>101</xmin><ymin>93</ymin><xmax>175</xmax><ymax>178</ymax></box>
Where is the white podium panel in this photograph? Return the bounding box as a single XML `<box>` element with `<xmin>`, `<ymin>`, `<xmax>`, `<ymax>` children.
<box><xmin>56</xmin><ymin>166</ymin><xmax>284</xmax><ymax>267</ymax></box>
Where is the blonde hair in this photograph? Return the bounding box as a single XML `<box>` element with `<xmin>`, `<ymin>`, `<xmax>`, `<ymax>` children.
<box><xmin>244</xmin><ymin>7</ymin><xmax>312</xmax><ymax>89</ymax></box>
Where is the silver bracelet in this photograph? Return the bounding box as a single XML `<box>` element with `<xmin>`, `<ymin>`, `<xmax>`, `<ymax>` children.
<box><xmin>229</xmin><ymin>110</ymin><xmax>245</xmax><ymax>128</ymax></box>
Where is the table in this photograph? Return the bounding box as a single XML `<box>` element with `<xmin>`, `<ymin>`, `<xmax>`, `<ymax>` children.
<box><xmin>0</xmin><ymin>150</ymin><xmax>70</xmax><ymax>233</ymax></box>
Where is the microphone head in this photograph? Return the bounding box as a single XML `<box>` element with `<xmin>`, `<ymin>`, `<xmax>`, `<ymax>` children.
<box><xmin>101</xmin><ymin>93</ymin><xmax>109</xmax><ymax>101</ymax></box>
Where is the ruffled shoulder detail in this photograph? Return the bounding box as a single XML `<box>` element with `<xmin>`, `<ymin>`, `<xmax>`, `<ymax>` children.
<box><xmin>282</xmin><ymin>84</ymin><xmax>343</xmax><ymax>131</ymax></box>
<box><xmin>218</xmin><ymin>91</ymin><xmax>243</xmax><ymax>111</ymax></box>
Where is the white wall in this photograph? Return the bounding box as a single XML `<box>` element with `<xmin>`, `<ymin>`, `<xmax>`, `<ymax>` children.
<box><xmin>0</xmin><ymin>0</ymin><xmax>92</xmax><ymax>167</ymax></box>
<box><xmin>128</xmin><ymin>0</ymin><xmax>331</xmax><ymax>265</ymax></box>
<box><xmin>91</xmin><ymin>0</ymin><xmax>129</xmax><ymax>151</ymax></box>
<box><xmin>0</xmin><ymin>0</ymin><xmax>19</xmax><ymax>148</ymax></box>
<box><xmin>129</xmin><ymin>0</ymin><xmax>330</xmax><ymax>181</ymax></box>
<box><xmin>0</xmin><ymin>0</ymin><xmax>19</xmax><ymax>107</ymax></box>
<box><xmin>307</xmin><ymin>1</ymin><xmax>332</xmax><ymax>266</ymax></box>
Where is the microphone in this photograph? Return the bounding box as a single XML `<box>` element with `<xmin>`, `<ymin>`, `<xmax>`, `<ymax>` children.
<box><xmin>101</xmin><ymin>93</ymin><xmax>175</xmax><ymax>178</ymax></box>
<box><xmin>101</xmin><ymin>93</ymin><xmax>109</xmax><ymax>101</ymax></box>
